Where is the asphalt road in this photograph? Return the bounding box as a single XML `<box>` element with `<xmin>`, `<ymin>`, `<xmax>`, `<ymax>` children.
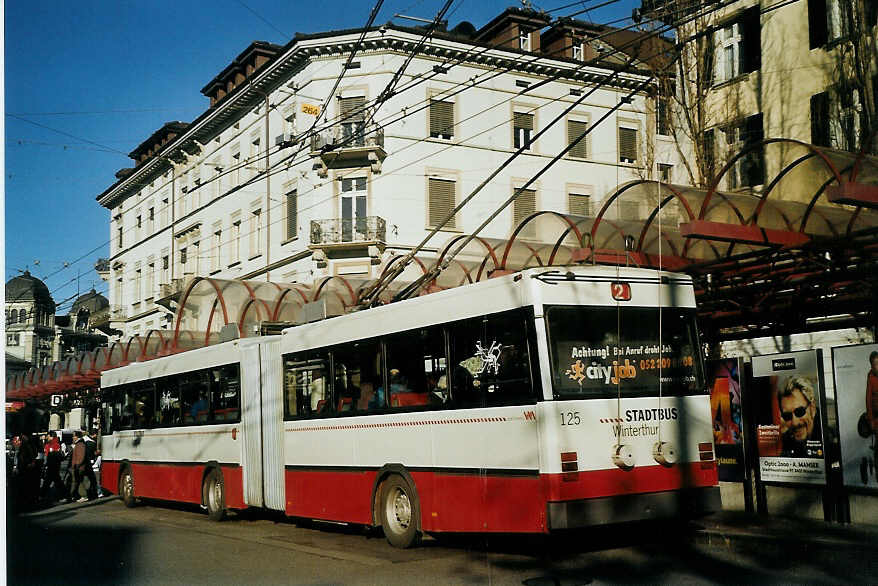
<box><xmin>7</xmin><ymin>497</ymin><xmax>875</xmax><ymax>585</ymax></box>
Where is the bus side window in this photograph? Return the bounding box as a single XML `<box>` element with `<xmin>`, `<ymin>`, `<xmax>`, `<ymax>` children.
<box><xmin>332</xmin><ymin>339</ymin><xmax>381</xmax><ymax>414</ymax></box>
<box><xmin>384</xmin><ymin>327</ymin><xmax>445</xmax><ymax>410</ymax></box>
<box><xmin>156</xmin><ymin>375</ymin><xmax>182</xmax><ymax>427</ymax></box>
<box><xmin>120</xmin><ymin>386</ymin><xmax>134</xmax><ymax>430</ymax></box>
<box><xmin>134</xmin><ymin>382</ymin><xmax>157</xmax><ymax>429</ymax></box>
<box><xmin>283</xmin><ymin>351</ymin><xmax>330</xmax><ymax>418</ymax></box>
<box><xmin>211</xmin><ymin>364</ymin><xmax>241</xmax><ymax>423</ymax></box>
<box><xmin>448</xmin><ymin>309</ymin><xmax>536</xmax><ymax>408</ymax></box>
<box><xmin>181</xmin><ymin>372</ymin><xmax>210</xmax><ymax>425</ymax></box>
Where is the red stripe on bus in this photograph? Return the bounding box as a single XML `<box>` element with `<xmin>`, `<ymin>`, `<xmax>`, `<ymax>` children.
<box><xmin>99</xmin><ymin>461</ymin><xmax>245</xmax><ymax>509</ymax></box>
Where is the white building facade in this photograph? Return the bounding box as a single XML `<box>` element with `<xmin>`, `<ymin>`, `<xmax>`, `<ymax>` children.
<box><xmin>97</xmin><ymin>10</ymin><xmax>681</xmax><ymax>338</ymax></box>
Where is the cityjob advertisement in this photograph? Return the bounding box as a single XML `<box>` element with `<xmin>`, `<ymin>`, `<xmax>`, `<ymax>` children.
<box><xmin>708</xmin><ymin>358</ymin><xmax>744</xmax><ymax>482</ymax></box>
<box><xmin>752</xmin><ymin>350</ymin><xmax>827</xmax><ymax>485</ymax></box>
<box><xmin>832</xmin><ymin>343</ymin><xmax>878</xmax><ymax>491</ymax></box>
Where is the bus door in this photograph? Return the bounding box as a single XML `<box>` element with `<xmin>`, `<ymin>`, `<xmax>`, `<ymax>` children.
<box><xmin>239</xmin><ymin>339</ymin><xmax>286</xmax><ymax>511</ymax></box>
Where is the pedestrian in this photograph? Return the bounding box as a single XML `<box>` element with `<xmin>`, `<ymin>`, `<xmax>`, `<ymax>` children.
<box><xmin>42</xmin><ymin>431</ymin><xmax>65</xmax><ymax>502</ymax></box>
<box><xmin>16</xmin><ymin>434</ymin><xmax>39</xmax><ymax>509</ymax></box>
<box><xmin>59</xmin><ymin>434</ymin><xmax>73</xmax><ymax>502</ymax></box>
<box><xmin>70</xmin><ymin>430</ymin><xmax>98</xmax><ymax>502</ymax></box>
<box><xmin>92</xmin><ymin>448</ymin><xmax>103</xmax><ymax>498</ymax></box>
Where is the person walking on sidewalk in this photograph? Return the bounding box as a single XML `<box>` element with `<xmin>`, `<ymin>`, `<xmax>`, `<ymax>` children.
<box><xmin>41</xmin><ymin>431</ymin><xmax>65</xmax><ymax>502</ymax></box>
<box><xmin>70</xmin><ymin>430</ymin><xmax>98</xmax><ymax>502</ymax></box>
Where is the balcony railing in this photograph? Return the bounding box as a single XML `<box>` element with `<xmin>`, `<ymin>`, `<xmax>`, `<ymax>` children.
<box><xmin>310</xmin><ymin>216</ymin><xmax>386</xmax><ymax>247</ymax></box>
<box><xmin>310</xmin><ymin>123</ymin><xmax>384</xmax><ymax>153</ymax></box>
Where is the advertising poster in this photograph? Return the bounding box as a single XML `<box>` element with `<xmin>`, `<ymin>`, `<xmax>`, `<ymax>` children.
<box><xmin>831</xmin><ymin>343</ymin><xmax>878</xmax><ymax>491</ymax></box>
<box><xmin>752</xmin><ymin>350</ymin><xmax>827</xmax><ymax>485</ymax></box>
<box><xmin>708</xmin><ymin>358</ymin><xmax>745</xmax><ymax>482</ymax></box>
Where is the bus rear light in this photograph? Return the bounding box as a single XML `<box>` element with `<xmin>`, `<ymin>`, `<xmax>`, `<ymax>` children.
<box><xmin>698</xmin><ymin>442</ymin><xmax>714</xmax><ymax>462</ymax></box>
<box><xmin>560</xmin><ymin>451</ymin><xmax>578</xmax><ymax>472</ymax></box>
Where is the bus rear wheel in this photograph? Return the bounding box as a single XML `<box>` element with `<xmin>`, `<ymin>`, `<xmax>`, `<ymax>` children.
<box><xmin>379</xmin><ymin>475</ymin><xmax>421</xmax><ymax>548</ymax></box>
<box><xmin>203</xmin><ymin>468</ymin><xmax>226</xmax><ymax>522</ymax></box>
<box><xmin>120</xmin><ymin>468</ymin><xmax>137</xmax><ymax>508</ymax></box>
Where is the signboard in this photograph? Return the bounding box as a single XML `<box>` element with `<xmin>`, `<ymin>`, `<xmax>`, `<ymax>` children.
<box><xmin>708</xmin><ymin>358</ymin><xmax>745</xmax><ymax>482</ymax></box>
<box><xmin>752</xmin><ymin>350</ymin><xmax>827</xmax><ymax>485</ymax></box>
<box><xmin>831</xmin><ymin>343</ymin><xmax>878</xmax><ymax>491</ymax></box>
<box><xmin>51</xmin><ymin>394</ymin><xmax>63</xmax><ymax>407</ymax></box>
<box><xmin>301</xmin><ymin>103</ymin><xmax>321</xmax><ymax>116</ymax></box>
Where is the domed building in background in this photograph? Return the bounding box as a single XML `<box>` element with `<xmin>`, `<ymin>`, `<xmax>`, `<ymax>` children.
<box><xmin>5</xmin><ymin>273</ymin><xmax>110</xmax><ymax>374</ymax></box>
<box><xmin>5</xmin><ymin>271</ymin><xmax>56</xmax><ymax>369</ymax></box>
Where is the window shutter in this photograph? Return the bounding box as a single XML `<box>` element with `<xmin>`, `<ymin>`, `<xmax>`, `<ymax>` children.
<box><xmin>513</xmin><ymin>112</ymin><xmax>534</xmax><ymax>131</ymax></box>
<box><xmin>619</xmin><ymin>127</ymin><xmax>638</xmax><ymax>163</ymax></box>
<box><xmin>741</xmin><ymin>7</ymin><xmax>761</xmax><ymax>74</ymax></box>
<box><xmin>514</xmin><ymin>188</ymin><xmax>537</xmax><ymax>237</ymax></box>
<box><xmin>428</xmin><ymin>178</ymin><xmax>456</xmax><ymax>229</ymax></box>
<box><xmin>744</xmin><ymin>113</ymin><xmax>765</xmax><ymax>186</ymax></box>
<box><xmin>339</xmin><ymin>96</ymin><xmax>365</xmax><ymax>122</ymax></box>
<box><xmin>286</xmin><ymin>190</ymin><xmax>297</xmax><ymax>240</ymax></box>
<box><xmin>429</xmin><ymin>100</ymin><xmax>454</xmax><ymax>138</ymax></box>
<box><xmin>568</xmin><ymin>193</ymin><xmax>593</xmax><ymax>216</ymax></box>
<box><xmin>701</xmin><ymin>34</ymin><xmax>715</xmax><ymax>85</ymax></box>
<box><xmin>810</xmin><ymin>91</ymin><xmax>830</xmax><ymax>147</ymax></box>
<box><xmin>567</xmin><ymin>120</ymin><xmax>589</xmax><ymax>158</ymax></box>
<box><xmin>702</xmin><ymin>128</ymin><xmax>716</xmax><ymax>180</ymax></box>
<box><xmin>808</xmin><ymin>0</ymin><xmax>828</xmax><ymax>49</ymax></box>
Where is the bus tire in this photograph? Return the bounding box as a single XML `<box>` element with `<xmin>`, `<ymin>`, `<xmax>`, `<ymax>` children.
<box><xmin>379</xmin><ymin>475</ymin><xmax>421</xmax><ymax>548</ymax></box>
<box><xmin>203</xmin><ymin>468</ymin><xmax>226</xmax><ymax>522</ymax></box>
<box><xmin>120</xmin><ymin>468</ymin><xmax>137</xmax><ymax>508</ymax></box>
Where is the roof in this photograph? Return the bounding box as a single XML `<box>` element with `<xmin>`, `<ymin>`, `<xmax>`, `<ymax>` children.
<box><xmin>5</xmin><ymin>271</ymin><xmax>54</xmax><ymax>306</ymax></box>
<box><xmin>71</xmin><ymin>289</ymin><xmax>109</xmax><ymax>315</ymax></box>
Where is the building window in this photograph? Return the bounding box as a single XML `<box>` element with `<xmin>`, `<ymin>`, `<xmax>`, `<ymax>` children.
<box><xmin>212</xmin><ymin>228</ymin><xmax>222</xmax><ymax>273</ymax></box>
<box><xmin>569</xmin><ymin>192</ymin><xmax>593</xmax><ymax>216</ymax></box>
<box><xmin>572</xmin><ymin>40</ymin><xmax>584</xmax><ymax>61</ymax></box>
<box><xmin>135</xmin><ymin>213</ymin><xmax>142</xmax><ymax>241</ymax></box>
<box><xmin>180</xmin><ymin>248</ymin><xmax>188</xmax><ymax>274</ymax></box>
<box><xmin>711</xmin><ymin>7</ymin><xmax>761</xmax><ymax>83</ymax></box>
<box><xmin>429</xmin><ymin>99</ymin><xmax>454</xmax><ymax>139</ymax></box>
<box><xmin>513</xmin><ymin>187</ymin><xmax>537</xmax><ymax>238</ymax></box>
<box><xmin>656</xmin><ymin>96</ymin><xmax>671</xmax><ymax>136</ymax></box>
<box><xmin>339</xmin><ymin>96</ymin><xmax>366</xmax><ymax>147</ymax></box>
<box><xmin>117</xmin><ymin>226</ymin><xmax>123</xmax><ymax>250</ymax></box>
<box><xmin>161</xmin><ymin>195</ymin><xmax>169</xmax><ymax>229</ymax></box>
<box><xmin>191</xmin><ymin>240</ymin><xmax>200</xmax><ymax>276</ymax></box>
<box><xmin>147</xmin><ymin>206</ymin><xmax>155</xmax><ymax>234</ymax></box>
<box><xmin>161</xmin><ymin>255</ymin><xmax>170</xmax><ymax>285</ymax></box>
<box><xmin>115</xmin><ymin>278</ymin><xmax>122</xmax><ymax>305</ymax></box>
<box><xmin>658</xmin><ymin>163</ymin><xmax>673</xmax><ymax>183</ymax></box>
<box><xmin>519</xmin><ymin>29</ymin><xmax>531</xmax><ymax>51</ymax></box>
<box><xmin>134</xmin><ymin>268</ymin><xmax>142</xmax><ymax>305</ymax></box>
<box><xmin>230</xmin><ymin>219</ymin><xmax>241</xmax><ymax>264</ymax></box>
<box><xmin>428</xmin><ymin>177</ymin><xmax>457</xmax><ymax>230</ymax></box>
<box><xmin>146</xmin><ymin>262</ymin><xmax>155</xmax><ymax>299</ymax></box>
<box><xmin>723</xmin><ymin>113</ymin><xmax>764</xmax><ymax>189</ymax></box>
<box><xmin>249</xmin><ymin>210</ymin><xmax>262</xmax><ymax>258</ymax></box>
<box><xmin>286</xmin><ymin>189</ymin><xmax>298</xmax><ymax>240</ymax></box>
<box><xmin>567</xmin><ymin>119</ymin><xmax>589</xmax><ymax>159</ymax></box>
<box><xmin>619</xmin><ymin>126</ymin><xmax>638</xmax><ymax>164</ymax></box>
<box><xmin>250</xmin><ymin>136</ymin><xmax>262</xmax><ymax>173</ymax></box>
<box><xmin>340</xmin><ymin>177</ymin><xmax>367</xmax><ymax>242</ymax></box>
<box><xmin>231</xmin><ymin>149</ymin><xmax>241</xmax><ymax>186</ymax></box>
<box><xmin>212</xmin><ymin>159</ymin><xmax>222</xmax><ymax>199</ymax></box>
<box><xmin>7</xmin><ymin>333</ymin><xmax>20</xmax><ymax>346</ymax></box>
<box><xmin>18</xmin><ymin>309</ymin><xmax>27</xmax><ymax>324</ymax></box>
<box><xmin>513</xmin><ymin>111</ymin><xmax>534</xmax><ymax>150</ymax></box>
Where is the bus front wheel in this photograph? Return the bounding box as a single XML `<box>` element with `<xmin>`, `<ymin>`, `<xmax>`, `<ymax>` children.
<box><xmin>120</xmin><ymin>468</ymin><xmax>137</xmax><ymax>508</ymax></box>
<box><xmin>203</xmin><ymin>468</ymin><xmax>226</xmax><ymax>522</ymax></box>
<box><xmin>379</xmin><ymin>475</ymin><xmax>421</xmax><ymax>548</ymax></box>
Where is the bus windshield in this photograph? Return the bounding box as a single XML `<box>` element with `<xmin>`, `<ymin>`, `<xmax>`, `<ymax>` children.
<box><xmin>546</xmin><ymin>305</ymin><xmax>704</xmax><ymax>398</ymax></box>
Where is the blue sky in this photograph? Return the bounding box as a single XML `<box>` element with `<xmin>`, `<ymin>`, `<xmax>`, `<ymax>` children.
<box><xmin>5</xmin><ymin>0</ymin><xmax>639</xmax><ymax>312</ymax></box>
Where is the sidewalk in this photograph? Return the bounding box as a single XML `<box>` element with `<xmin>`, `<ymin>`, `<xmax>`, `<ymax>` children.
<box><xmin>692</xmin><ymin>509</ymin><xmax>878</xmax><ymax>553</ymax></box>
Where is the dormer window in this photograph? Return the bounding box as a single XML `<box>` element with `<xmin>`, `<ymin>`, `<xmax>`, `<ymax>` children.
<box><xmin>519</xmin><ymin>29</ymin><xmax>531</xmax><ymax>51</ymax></box>
<box><xmin>572</xmin><ymin>42</ymin><xmax>583</xmax><ymax>61</ymax></box>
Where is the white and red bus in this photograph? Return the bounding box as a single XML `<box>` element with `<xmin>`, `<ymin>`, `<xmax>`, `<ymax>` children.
<box><xmin>100</xmin><ymin>265</ymin><xmax>720</xmax><ymax>547</ymax></box>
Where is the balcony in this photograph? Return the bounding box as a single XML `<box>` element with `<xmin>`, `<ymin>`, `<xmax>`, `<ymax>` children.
<box><xmin>310</xmin><ymin>216</ymin><xmax>386</xmax><ymax>248</ymax></box>
<box><xmin>310</xmin><ymin>123</ymin><xmax>386</xmax><ymax>177</ymax></box>
<box><xmin>109</xmin><ymin>305</ymin><xmax>127</xmax><ymax>322</ymax></box>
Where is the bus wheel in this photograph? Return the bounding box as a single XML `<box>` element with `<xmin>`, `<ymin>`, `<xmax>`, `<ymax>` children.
<box><xmin>120</xmin><ymin>468</ymin><xmax>137</xmax><ymax>508</ymax></box>
<box><xmin>379</xmin><ymin>475</ymin><xmax>421</xmax><ymax>548</ymax></box>
<box><xmin>203</xmin><ymin>469</ymin><xmax>226</xmax><ymax>522</ymax></box>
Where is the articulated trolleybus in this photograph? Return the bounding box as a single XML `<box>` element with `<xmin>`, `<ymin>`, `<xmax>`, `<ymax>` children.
<box><xmin>100</xmin><ymin>266</ymin><xmax>720</xmax><ymax>547</ymax></box>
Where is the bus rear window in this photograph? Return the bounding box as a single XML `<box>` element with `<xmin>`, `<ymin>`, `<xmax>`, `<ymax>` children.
<box><xmin>546</xmin><ymin>305</ymin><xmax>704</xmax><ymax>398</ymax></box>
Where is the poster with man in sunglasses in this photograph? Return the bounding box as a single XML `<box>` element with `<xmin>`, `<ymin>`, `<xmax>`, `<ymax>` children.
<box><xmin>753</xmin><ymin>350</ymin><xmax>827</xmax><ymax>485</ymax></box>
